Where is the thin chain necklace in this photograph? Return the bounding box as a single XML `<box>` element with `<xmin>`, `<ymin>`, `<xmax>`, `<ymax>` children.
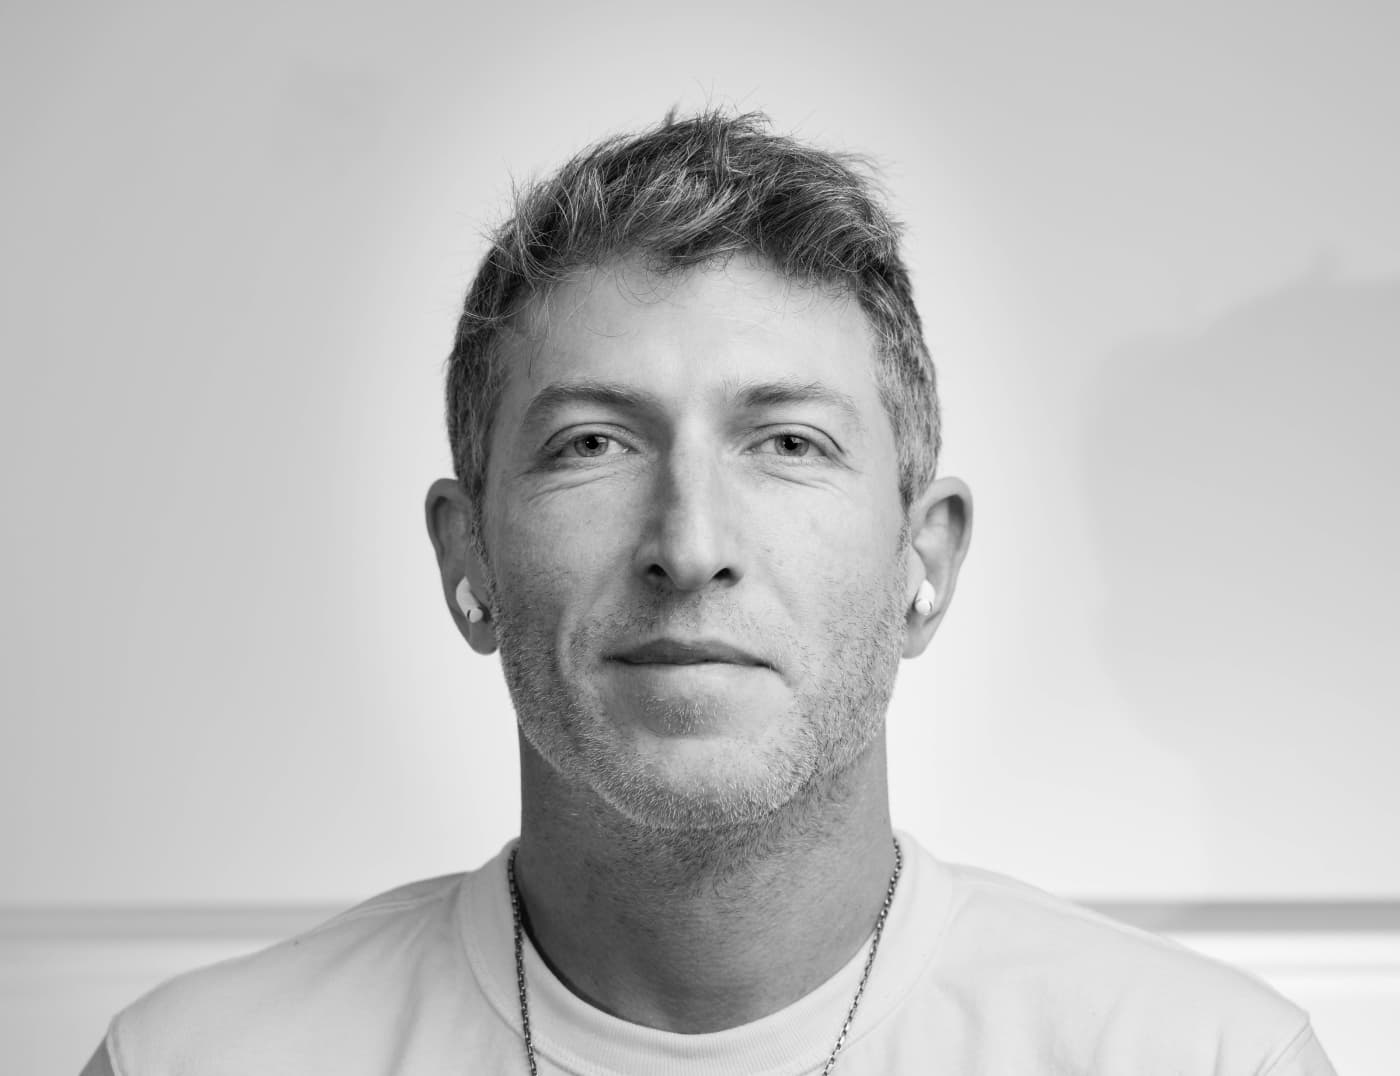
<box><xmin>506</xmin><ymin>836</ymin><xmax>903</xmax><ymax>1075</ymax></box>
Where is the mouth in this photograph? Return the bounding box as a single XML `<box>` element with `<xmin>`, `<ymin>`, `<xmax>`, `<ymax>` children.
<box><xmin>610</xmin><ymin>638</ymin><xmax>771</xmax><ymax>669</ymax></box>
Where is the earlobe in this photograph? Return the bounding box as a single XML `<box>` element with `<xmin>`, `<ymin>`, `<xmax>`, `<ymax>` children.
<box><xmin>903</xmin><ymin>476</ymin><xmax>973</xmax><ymax>659</ymax></box>
<box><xmin>425</xmin><ymin>476</ymin><xmax>498</xmax><ymax>656</ymax></box>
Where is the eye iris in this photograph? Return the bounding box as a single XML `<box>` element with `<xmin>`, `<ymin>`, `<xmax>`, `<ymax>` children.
<box><xmin>574</xmin><ymin>434</ymin><xmax>609</xmax><ymax>457</ymax></box>
<box><xmin>777</xmin><ymin>434</ymin><xmax>809</xmax><ymax>456</ymax></box>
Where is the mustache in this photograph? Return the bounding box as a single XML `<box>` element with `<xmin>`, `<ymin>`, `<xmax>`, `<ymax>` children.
<box><xmin>573</xmin><ymin>594</ymin><xmax>803</xmax><ymax>674</ymax></box>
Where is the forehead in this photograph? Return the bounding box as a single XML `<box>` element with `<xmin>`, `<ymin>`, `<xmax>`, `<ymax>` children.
<box><xmin>494</xmin><ymin>257</ymin><xmax>885</xmax><ymax>425</ymax></box>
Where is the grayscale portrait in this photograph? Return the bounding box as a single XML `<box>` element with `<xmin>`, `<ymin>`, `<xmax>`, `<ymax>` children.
<box><xmin>2</xmin><ymin>4</ymin><xmax>1395</xmax><ymax>1074</ymax></box>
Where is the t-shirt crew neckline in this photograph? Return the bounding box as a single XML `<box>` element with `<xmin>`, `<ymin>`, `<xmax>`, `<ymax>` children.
<box><xmin>457</xmin><ymin>833</ymin><xmax>954</xmax><ymax>1076</ymax></box>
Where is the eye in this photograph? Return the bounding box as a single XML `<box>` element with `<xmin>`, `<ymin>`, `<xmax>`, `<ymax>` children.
<box><xmin>760</xmin><ymin>432</ymin><xmax>820</xmax><ymax>458</ymax></box>
<box><xmin>556</xmin><ymin>432</ymin><xmax>623</xmax><ymax>459</ymax></box>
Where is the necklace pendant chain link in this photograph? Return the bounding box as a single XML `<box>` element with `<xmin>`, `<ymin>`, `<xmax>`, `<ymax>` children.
<box><xmin>506</xmin><ymin>836</ymin><xmax>903</xmax><ymax>1075</ymax></box>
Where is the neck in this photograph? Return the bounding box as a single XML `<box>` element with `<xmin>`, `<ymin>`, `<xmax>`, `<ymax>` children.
<box><xmin>512</xmin><ymin>733</ymin><xmax>897</xmax><ymax>1033</ymax></box>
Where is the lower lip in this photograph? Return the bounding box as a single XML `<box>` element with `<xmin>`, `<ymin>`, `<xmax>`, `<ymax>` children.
<box><xmin>611</xmin><ymin>660</ymin><xmax>767</xmax><ymax>678</ymax></box>
<box><xmin>606</xmin><ymin>661</ymin><xmax>778</xmax><ymax>735</ymax></box>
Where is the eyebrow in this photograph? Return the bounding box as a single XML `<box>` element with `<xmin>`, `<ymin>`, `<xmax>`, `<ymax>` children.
<box><xmin>518</xmin><ymin>376</ymin><xmax>867</xmax><ymax>435</ymax></box>
<box><xmin>726</xmin><ymin>376</ymin><xmax>867</xmax><ymax>434</ymax></box>
<box><xmin>519</xmin><ymin>380</ymin><xmax>663</xmax><ymax>434</ymax></box>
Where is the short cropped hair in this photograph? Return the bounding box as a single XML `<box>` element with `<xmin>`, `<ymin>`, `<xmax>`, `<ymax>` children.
<box><xmin>445</xmin><ymin>110</ymin><xmax>940</xmax><ymax>512</ymax></box>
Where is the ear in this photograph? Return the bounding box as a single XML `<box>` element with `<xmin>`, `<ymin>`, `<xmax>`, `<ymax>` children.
<box><xmin>903</xmin><ymin>476</ymin><xmax>973</xmax><ymax>659</ymax></box>
<box><xmin>425</xmin><ymin>476</ymin><xmax>498</xmax><ymax>656</ymax></box>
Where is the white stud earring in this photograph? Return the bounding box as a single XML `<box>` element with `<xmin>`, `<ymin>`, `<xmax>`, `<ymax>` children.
<box><xmin>912</xmin><ymin>579</ymin><xmax>937</xmax><ymax>617</ymax></box>
<box><xmin>455</xmin><ymin>578</ymin><xmax>486</xmax><ymax>624</ymax></box>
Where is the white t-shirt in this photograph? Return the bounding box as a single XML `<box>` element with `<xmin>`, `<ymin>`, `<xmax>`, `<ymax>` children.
<box><xmin>104</xmin><ymin>835</ymin><xmax>1335</xmax><ymax>1075</ymax></box>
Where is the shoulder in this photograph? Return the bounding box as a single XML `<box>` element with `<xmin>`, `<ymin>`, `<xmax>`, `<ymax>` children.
<box><xmin>78</xmin><ymin>1042</ymin><xmax>116</xmax><ymax>1076</ymax></box>
<box><xmin>930</xmin><ymin>856</ymin><xmax>1315</xmax><ymax>1069</ymax></box>
<box><xmin>106</xmin><ymin>872</ymin><xmax>476</xmax><ymax>1073</ymax></box>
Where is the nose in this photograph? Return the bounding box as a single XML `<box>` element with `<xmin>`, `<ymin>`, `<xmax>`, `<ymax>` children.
<box><xmin>634</xmin><ymin>448</ymin><xmax>744</xmax><ymax>593</ymax></box>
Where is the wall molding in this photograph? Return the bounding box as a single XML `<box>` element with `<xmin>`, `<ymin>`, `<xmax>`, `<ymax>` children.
<box><xmin>0</xmin><ymin>905</ymin><xmax>332</xmax><ymax>940</ymax></box>
<box><xmin>1086</xmin><ymin>900</ymin><xmax>1400</xmax><ymax>933</ymax></box>
<box><xmin>5</xmin><ymin>900</ymin><xmax>1400</xmax><ymax>939</ymax></box>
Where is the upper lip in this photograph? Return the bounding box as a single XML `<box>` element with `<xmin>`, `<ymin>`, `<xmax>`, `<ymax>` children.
<box><xmin>611</xmin><ymin>638</ymin><xmax>769</xmax><ymax>667</ymax></box>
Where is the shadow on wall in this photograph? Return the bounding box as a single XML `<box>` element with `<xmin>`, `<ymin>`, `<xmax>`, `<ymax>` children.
<box><xmin>1083</xmin><ymin>269</ymin><xmax>1400</xmax><ymax>890</ymax></box>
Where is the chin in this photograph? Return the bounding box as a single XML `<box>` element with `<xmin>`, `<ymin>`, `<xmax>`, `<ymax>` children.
<box><xmin>522</xmin><ymin>707</ymin><xmax>807</xmax><ymax>830</ymax></box>
<box><xmin>568</xmin><ymin>711</ymin><xmax>879</xmax><ymax>837</ymax></box>
<box><xmin>611</xmin><ymin>743</ymin><xmax>810</xmax><ymax>832</ymax></box>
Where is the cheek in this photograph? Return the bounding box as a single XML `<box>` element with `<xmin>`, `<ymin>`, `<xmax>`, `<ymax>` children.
<box><xmin>755</xmin><ymin>496</ymin><xmax>903</xmax><ymax>619</ymax></box>
<box><xmin>492</xmin><ymin>491</ymin><xmax>640</xmax><ymax>615</ymax></box>
<box><xmin>758</xmin><ymin>475</ymin><xmax>900</xmax><ymax>557</ymax></box>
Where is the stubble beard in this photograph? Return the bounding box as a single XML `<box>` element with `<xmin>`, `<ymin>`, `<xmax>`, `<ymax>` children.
<box><xmin>489</xmin><ymin>549</ymin><xmax>909</xmax><ymax>856</ymax></box>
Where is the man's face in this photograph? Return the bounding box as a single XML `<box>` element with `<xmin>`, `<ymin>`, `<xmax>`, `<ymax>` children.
<box><xmin>479</xmin><ymin>257</ymin><xmax>913</xmax><ymax>830</ymax></box>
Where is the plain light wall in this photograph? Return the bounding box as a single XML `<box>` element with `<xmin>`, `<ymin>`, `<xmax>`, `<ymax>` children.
<box><xmin>2</xmin><ymin>0</ymin><xmax>1397</xmax><ymax>907</ymax></box>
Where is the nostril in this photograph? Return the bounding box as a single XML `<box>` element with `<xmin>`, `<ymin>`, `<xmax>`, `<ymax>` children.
<box><xmin>642</xmin><ymin>562</ymin><xmax>739</xmax><ymax>589</ymax></box>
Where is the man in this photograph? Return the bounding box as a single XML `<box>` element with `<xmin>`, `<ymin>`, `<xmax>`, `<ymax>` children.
<box><xmin>84</xmin><ymin>111</ymin><xmax>1335</xmax><ymax>1074</ymax></box>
